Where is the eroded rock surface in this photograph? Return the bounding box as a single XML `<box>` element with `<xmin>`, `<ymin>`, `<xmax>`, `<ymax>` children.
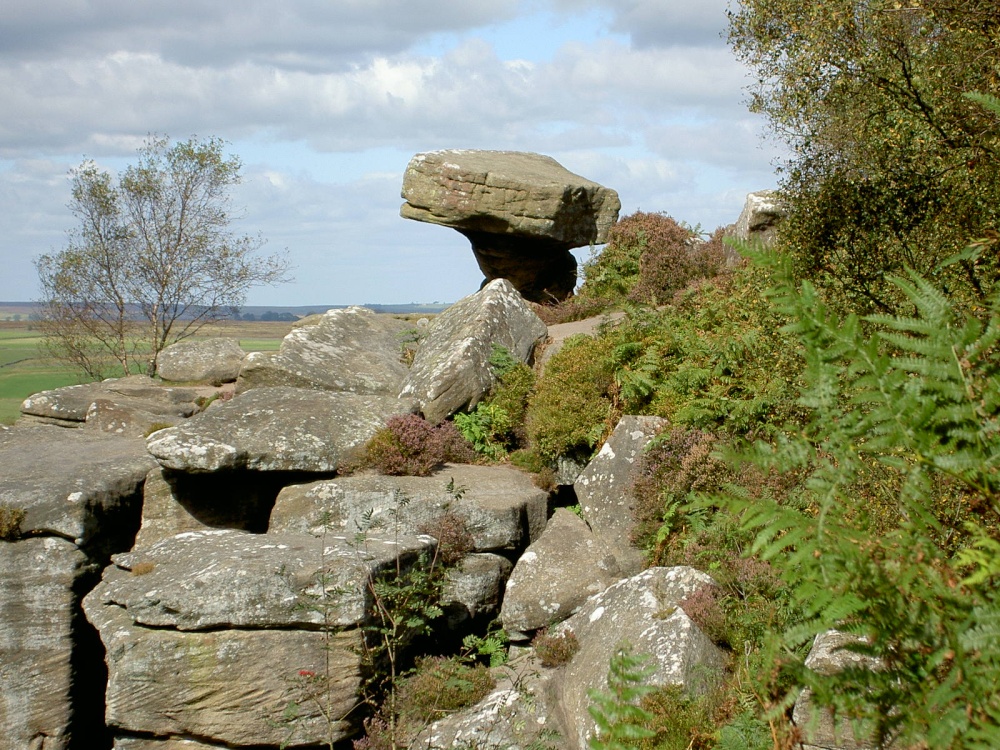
<box><xmin>236</xmin><ymin>307</ymin><xmax>412</xmax><ymax>395</ymax></box>
<box><xmin>146</xmin><ymin>386</ymin><xmax>415</xmax><ymax>472</ymax></box>
<box><xmin>500</xmin><ymin>508</ymin><xmax>623</xmax><ymax>637</ymax></box>
<box><xmin>550</xmin><ymin>567</ymin><xmax>726</xmax><ymax>750</ymax></box>
<box><xmin>270</xmin><ymin>464</ymin><xmax>548</xmax><ymax>552</ymax></box>
<box><xmin>400</xmin><ymin>150</ymin><xmax>620</xmax><ymax>301</ymax></box>
<box><xmin>156</xmin><ymin>338</ymin><xmax>246</xmax><ymax>384</ymax></box>
<box><xmin>399</xmin><ymin>279</ymin><xmax>546</xmax><ymax>423</ymax></box>
<box><xmin>574</xmin><ymin>415</ymin><xmax>668</xmax><ymax>576</ymax></box>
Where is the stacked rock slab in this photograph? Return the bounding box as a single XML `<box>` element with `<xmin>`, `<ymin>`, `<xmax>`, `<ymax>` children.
<box><xmin>400</xmin><ymin>150</ymin><xmax>620</xmax><ymax>302</ymax></box>
<box><xmin>83</xmin><ymin>529</ymin><xmax>437</xmax><ymax>747</ymax></box>
<box><xmin>156</xmin><ymin>338</ymin><xmax>246</xmax><ymax>384</ymax></box>
<box><xmin>236</xmin><ymin>306</ymin><xmax>413</xmax><ymax>394</ymax></box>
<box><xmin>0</xmin><ymin>425</ymin><xmax>156</xmax><ymax>750</ymax></box>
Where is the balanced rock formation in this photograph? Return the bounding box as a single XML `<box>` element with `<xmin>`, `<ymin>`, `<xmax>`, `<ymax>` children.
<box><xmin>156</xmin><ymin>338</ymin><xmax>246</xmax><ymax>384</ymax></box>
<box><xmin>400</xmin><ymin>150</ymin><xmax>620</xmax><ymax>302</ymax></box>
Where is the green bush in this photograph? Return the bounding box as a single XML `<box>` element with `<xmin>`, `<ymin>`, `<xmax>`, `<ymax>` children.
<box><xmin>395</xmin><ymin>656</ymin><xmax>495</xmax><ymax>724</ymax></box>
<box><xmin>525</xmin><ymin>332</ymin><xmax>617</xmax><ymax>462</ymax></box>
<box><xmin>726</xmin><ymin>249</ymin><xmax>1000</xmax><ymax>748</ymax></box>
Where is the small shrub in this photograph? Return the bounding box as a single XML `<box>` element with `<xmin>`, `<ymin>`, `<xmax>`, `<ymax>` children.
<box><xmin>637</xmin><ymin>685</ymin><xmax>716</xmax><ymax>750</ymax></box>
<box><xmin>395</xmin><ymin>656</ymin><xmax>496</xmax><ymax>725</ymax></box>
<box><xmin>533</xmin><ymin>628</ymin><xmax>580</xmax><ymax>667</ymax></box>
<box><xmin>678</xmin><ymin>585</ymin><xmax>727</xmax><ymax>646</ymax></box>
<box><xmin>0</xmin><ymin>504</ymin><xmax>26</xmax><ymax>540</ymax></box>
<box><xmin>628</xmin><ymin>224</ymin><xmax>726</xmax><ymax>306</ymax></box>
<box><xmin>525</xmin><ymin>333</ymin><xmax>617</xmax><ymax>462</ymax></box>
<box><xmin>364</xmin><ymin>414</ymin><xmax>475</xmax><ymax>476</ymax></box>
<box><xmin>417</xmin><ymin>512</ymin><xmax>475</xmax><ymax>566</ymax></box>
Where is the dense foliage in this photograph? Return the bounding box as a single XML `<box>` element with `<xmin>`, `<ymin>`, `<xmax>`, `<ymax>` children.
<box><xmin>730</xmin><ymin>0</ymin><xmax>1000</xmax><ymax>313</ymax></box>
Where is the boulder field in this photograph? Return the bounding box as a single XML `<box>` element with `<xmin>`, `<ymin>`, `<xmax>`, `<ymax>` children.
<box><xmin>1</xmin><ymin>184</ymin><xmax>844</xmax><ymax>750</ymax></box>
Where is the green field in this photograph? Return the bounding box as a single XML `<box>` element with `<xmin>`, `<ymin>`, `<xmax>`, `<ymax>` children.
<box><xmin>0</xmin><ymin>321</ymin><xmax>291</xmax><ymax>426</ymax></box>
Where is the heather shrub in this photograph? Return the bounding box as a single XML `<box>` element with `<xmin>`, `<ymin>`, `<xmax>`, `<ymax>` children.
<box><xmin>579</xmin><ymin>212</ymin><xmax>724</xmax><ymax>307</ymax></box>
<box><xmin>364</xmin><ymin>414</ymin><xmax>474</xmax><ymax>476</ymax></box>
<box><xmin>628</xmin><ymin>225</ymin><xmax>726</xmax><ymax>306</ymax></box>
<box><xmin>533</xmin><ymin>628</ymin><xmax>580</xmax><ymax>667</ymax></box>
<box><xmin>630</xmin><ymin>427</ymin><xmax>724</xmax><ymax>550</ymax></box>
<box><xmin>678</xmin><ymin>585</ymin><xmax>727</xmax><ymax>646</ymax></box>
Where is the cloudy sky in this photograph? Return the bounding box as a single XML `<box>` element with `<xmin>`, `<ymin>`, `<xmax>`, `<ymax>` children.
<box><xmin>0</xmin><ymin>0</ymin><xmax>783</xmax><ymax>307</ymax></box>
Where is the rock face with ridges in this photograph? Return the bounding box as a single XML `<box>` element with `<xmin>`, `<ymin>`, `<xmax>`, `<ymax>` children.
<box><xmin>0</xmin><ymin>425</ymin><xmax>156</xmax><ymax>750</ymax></box>
<box><xmin>236</xmin><ymin>307</ymin><xmax>412</xmax><ymax>395</ymax></box>
<box><xmin>156</xmin><ymin>338</ymin><xmax>246</xmax><ymax>384</ymax></box>
<box><xmin>82</xmin><ymin>528</ymin><xmax>438</xmax><ymax>747</ymax></box>
<box><xmin>269</xmin><ymin>464</ymin><xmax>549</xmax><ymax>552</ymax></box>
<box><xmin>399</xmin><ymin>279</ymin><xmax>547</xmax><ymax>423</ymax></box>
<box><xmin>500</xmin><ymin>508</ymin><xmax>623</xmax><ymax>637</ymax></box>
<box><xmin>400</xmin><ymin>150</ymin><xmax>620</xmax><ymax>301</ymax></box>
<box><xmin>146</xmin><ymin>386</ymin><xmax>415</xmax><ymax>472</ymax></box>
<box><xmin>574</xmin><ymin>415</ymin><xmax>668</xmax><ymax>576</ymax></box>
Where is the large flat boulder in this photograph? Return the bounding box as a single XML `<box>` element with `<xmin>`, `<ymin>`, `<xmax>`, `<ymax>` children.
<box><xmin>0</xmin><ymin>425</ymin><xmax>155</xmax><ymax>549</ymax></box>
<box><xmin>399</xmin><ymin>279</ymin><xmax>547</xmax><ymax>423</ymax></box>
<box><xmin>156</xmin><ymin>337</ymin><xmax>246</xmax><ymax>384</ymax></box>
<box><xmin>400</xmin><ymin>150</ymin><xmax>620</xmax><ymax>302</ymax></box>
<box><xmin>575</xmin><ymin>415</ymin><xmax>668</xmax><ymax>576</ymax></box>
<box><xmin>85</xmin><ymin>603</ymin><xmax>361</xmax><ymax>747</ymax></box>
<box><xmin>88</xmin><ymin>528</ymin><xmax>436</xmax><ymax>630</ymax></box>
<box><xmin>20</xmin><ymin>375</ymin><xmax>201</xmax><ymax>427</ymax></box>
<box><xmin>236</xmin><ymin>307</ymin><xmax>412</xmax><ymax>395</ymax></box>
<box><xmin>83</xmin><ymin>528</ymin><xmax>437</xmax><ymax>747</ymax></box>
<box><xmin>500</xmin><ymin>508</ymin><xmax>623</xmax><ymax>638</ymax></box>
<box><xmin>269</xmin><ymin>464</ymin><xmax>549</xmax><ymax>552</ymax></box>
<box><xmin>146</xmin><ymin>386</ymin><xmax>415</xmax><ymax>472</ymax></box>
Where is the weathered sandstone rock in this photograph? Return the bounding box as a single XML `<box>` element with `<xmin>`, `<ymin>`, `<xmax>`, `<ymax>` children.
<box><xmin>236</xmin><ymin>307</ymin><xmax>412</xmax><ymax>395</ymax></box>
<box><xmin>0</xmin><ymin>425</ymin><xmax>154</xmax><ymax>550</ymax></box>
<box><xmin>399</xmin><ymin>279</ymin><xmax>547</xmax><ymax>423</ymax></box>
<box><xmin>500</xmin><ymin>508</ymin><xmax>623</xmax><ymax>637</ymax></box>
<box><xmin>574</xmin><ymin>415</ymin><xmax>668</xmax><ymax>576</ymax></box>
<box><xmin>413</xmin><ymin>650</ymin><xmax>563</xmax><ymax>750</ymax></box>
<box><xmin>132</xmin><ymin>467</ymin><xmax>283</xmax><ymax>549</ymax></box>
<box><xmin>0</xmin><ymin>425</ymin><xmax>156</xmax><ymax>750</ymax></box>
<box><xmin>550</xmin><ymin>567</ymin><xmax>727</xmax><ymax>750</ymax></box>
<box><xmin>88</xmin><ymin>528</ymin><xmax>436</xmax><ymax>630</ymax></box>
<box><xmin>793</xmin><ymin>630</ymin><xmax>886</xmax><ymax>750</ymax></box>
<box><xmin>146</xmin><ymin>386</ymin><xmax>415</xmax><ymax>472</ymax></box>
<box><xmin>729</xmin><ymin>189</ymin><xmax>787</xmax><ymax>253</ymax></box>
<box><xmin>20</xmin><ymin>375</ymin><xmax>201</xmax><ymax>427</ymax></box>
<box><xmin>0</xmin><ymin>537</ymin><xmax>93</xmax><ymax>750</ymax></box>
<box><xmin>401</xmin><ymin>150</ymin><xmax>620</xmax><ymax>301</ymax></box>
<box><xmin>441</xmin><ymin>553</ymin><xmax>514</xmax><ymax>628</ymax></box>
<box><xmin>269</xmin><ymin>464</ymin><xmax>548</xmax><ymax>552</ymax></box>
<box><xmin>85</xmin><ymin>602</ymin><xmax>361</xmax><ymax>747</ymax></box>
<box><xmin>156</xmin><ymin>337</ymin><xmax>246</xmax><ymax>384</ymax></box>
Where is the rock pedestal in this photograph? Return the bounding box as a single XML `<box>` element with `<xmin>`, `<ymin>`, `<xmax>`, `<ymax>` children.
<box><xmin>400</xmin><ymin>150</ymin><xmax>620</xmax><ymax>302</ymax></box>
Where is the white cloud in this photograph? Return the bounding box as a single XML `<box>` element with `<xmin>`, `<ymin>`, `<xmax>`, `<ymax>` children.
<box><xmin>0</xmin><ymin>0</ymin><xmax>779</xmax><ymax>304</ymax></box>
